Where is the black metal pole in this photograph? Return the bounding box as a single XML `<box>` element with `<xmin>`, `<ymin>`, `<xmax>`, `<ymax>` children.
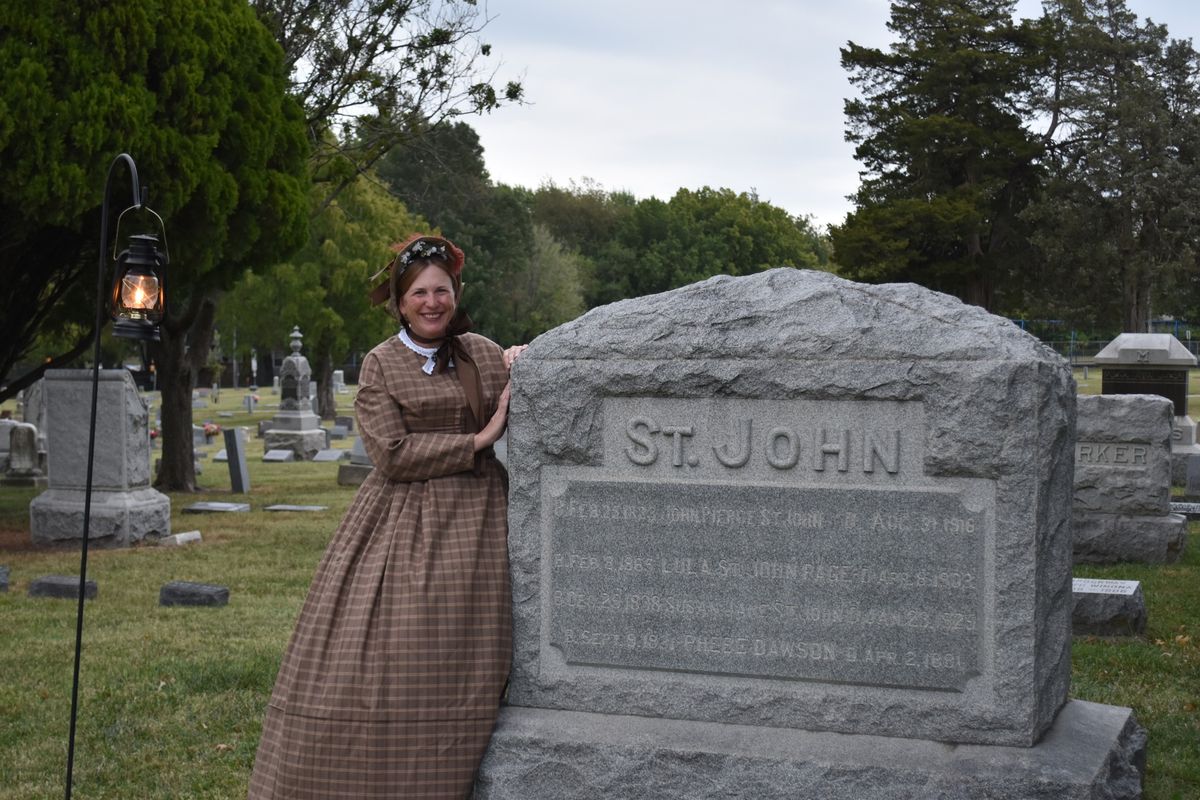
<box><xmin>64</xmin><ymin>153</ymin><xmax>141</xmax><ymax>800</ymax></box>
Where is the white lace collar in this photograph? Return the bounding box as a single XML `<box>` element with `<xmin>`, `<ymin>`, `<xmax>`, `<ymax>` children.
<box><xmin>397</xmin><ymin>328</ymin><xmax>453</xmax><ymax>375</ymax></box>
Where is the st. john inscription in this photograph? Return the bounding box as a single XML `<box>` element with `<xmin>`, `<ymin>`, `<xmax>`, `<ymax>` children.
<box><xmin>542</xmin><ymin>397</ymin><xmax>991</xmax><ymax>693</ymax></box>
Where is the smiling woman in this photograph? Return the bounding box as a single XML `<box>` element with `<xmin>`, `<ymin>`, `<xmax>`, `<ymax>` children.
<box><xmin>247</xmin><ymin>234</ymin><xmax>525</xmax><ymax>799</ymax></box>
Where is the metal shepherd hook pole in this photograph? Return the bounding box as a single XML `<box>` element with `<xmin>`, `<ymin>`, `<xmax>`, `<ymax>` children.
<box><xmin>63</xmin><ymin>152</ymin><xmax>140</xmax><ymax>799</ymax></box>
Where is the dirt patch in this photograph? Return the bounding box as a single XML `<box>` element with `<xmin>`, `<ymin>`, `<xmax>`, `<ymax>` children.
<box><xmin>0</xmin><ymin>527</ymin><xmax>38</xmax><ymax>552</ymax></box>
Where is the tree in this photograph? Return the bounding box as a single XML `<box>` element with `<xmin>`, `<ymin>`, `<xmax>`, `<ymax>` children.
<box><xmin>252</xmin><ymin>0</ymin><xmax>522</xmax><ymax>211</ymax></box>
<box><xmin>0</xmin><ymin>0</ymin><xmax>311</xmax><ymax>491</ymax></box>
<box><xmin>832</xmin><ymin>0</ymin><xmax>1043</xmax><ymax>311</ymax></box>
<box><xmin>1021</xmin><ymin>0</ymin><xmax>1200</xmax><ymax>331</ymax></box>
<box><xmin>216</xmin><ymin>172</ymin><xmax>429</xmax><ymax>418</ymax></box>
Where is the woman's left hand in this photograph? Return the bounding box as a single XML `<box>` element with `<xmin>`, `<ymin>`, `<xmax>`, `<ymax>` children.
<box><xmin>503</xmin><ymin>344</ymin><xmax>528</xmax><ymax>370</ymax></box>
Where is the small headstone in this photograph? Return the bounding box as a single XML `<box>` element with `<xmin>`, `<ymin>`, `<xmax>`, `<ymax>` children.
<box><xmin>244</xmin><ymin>395</ymin><xmax>258</xmax><ymax>414</ymax></box>
<box><xmin>263</xmin><ymin>449</ymin><xmax>296</xmax><ymax>462</ymax></box>
<box><xmin>193</xmin><ymin>425</ymin><xmax>207</xmax><ymax>447</ymax></box>
<box><xmin>159</xmin><ymin>580</ymin><xmax>229</xmax><ymax>607</ymax></box>
<box><xmin>1187</xmin><ymin>453</ymin><xmax>1200</xmax><ymax>498</ymax></box>
<box><xmin>211</xmin><ymin>382</ymin><xmax>220</xmax><ymax>402</ymax></box>
<box><xmin>29</xmin><ymin>575</ymin><xmax>97</xmax><ymax>600</ymax></box>
<box><xmin>0</xmin><ymin>565</ymin><xmax>9</xmax><ymax>592</ymax></box>
<box><xmin>313</xmin><ymin>449</ymin><xmax>345</xmax><ymax>462</ymax></box>
<box><xmin>329</xmin><ymin>424</ymin><xmax>349</xmax><ymax>440</ymax></box>
<box><xmin>224</xmin><ymin>427</ymin><xmax>251</xmax><ymax>493</ymax></box>
<box><xmin>332</xmin><ymin>369</ymin><xmax>346</xmax><ymax>393</ymax></box>
<box><xmin>158</xmin><ymin>530</ymin><xmax>203</xmax><ymax>547</ymax></box>
<box><xmin>1169</xmin><ymin>501</ymin><xmax>1200</xmax><ymax>520</ymax></box>
<box><xmin>3</xmin><ymin>422</ymin><xmax>48</xmax><ymax>487</ymax></box>
<box><xmin>272</xmin><ymin>376</ymin><xmax>280</xmax><ymax>394</ymax></box>
<box><xmin>1072</xmin><ymin>578</ymin><xmax>1146</xmax><ymax>636</ymax></box>
<box><xmin>349</xmin><ymin>436</ymin><xmax>373</xmax><ymax>466</ymax></box>
<box><xmin>335</xmin><ymin>415</ymin><xmax>355</xmax><ymax>432</ymax></box>
<box><xmin>264</xmin><ymin>504</ymin><xmax>328</xmax><ymax>512</ymax></box>
<box><xmin>213</xmin><ymin>449</ymin><xmax>228</xmax><ymax>462</ymax></box>
<box><xmin>219</xmin><ymin>412</ymin><xmax>234</xmax><ymax>418</ymax></box>
<box><xmin>192</xmin><ymin>399</ymin><xmax>208</xmax><ymax>409</ymax></box>
<box><xmin>183</xmin><ymin>501</ymin><xmax>250</xmax><ymax>513</ymax></box>
<box><xmin>257</xmin><ymin>419</ymin><xmax>271</xmax><ymax>439</ymax></box>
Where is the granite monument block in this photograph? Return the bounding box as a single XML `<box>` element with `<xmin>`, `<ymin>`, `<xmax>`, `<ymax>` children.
<box><xmin>479</xmin><ymin>269</ymin><xmax>1144</xmax><ymax>798</ymax></box>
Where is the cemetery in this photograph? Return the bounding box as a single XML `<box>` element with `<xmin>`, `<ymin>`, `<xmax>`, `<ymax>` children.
<box><xmin>0</xmin><ymin>272</ymin><xmax>1194</xmax><ymax>798</ymax></box>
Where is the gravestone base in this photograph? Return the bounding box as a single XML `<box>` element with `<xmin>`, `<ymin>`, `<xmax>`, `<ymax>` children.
<box><xmin>1072</xmin><ymin>578</ymin><xmax>1146</xmax><ymax>636</ymax></box>
<box><xmin>336</xmin><ymin>463</ymin><xmax>373</xmax><ymax>486</ymax></box>
<box><xmin>262</xmin><ymin>429</ymin><xmax>325</xmax><ymax>461</ymax></box>
<box><xmin>2</xmin><ymin>472</ymin><xmax>48</xmax><ymax>488</ymax></box>
<box><xmin>476</xmin><ymin>701</ymin><xmax>1145</xmax><ymax>800</ymax></box>
<box><xmin>1073</xmin><ymin>511</ymin><xmax>1187</xmax><ymax>564</ymax></box>
<box><xmin>30</xmin><ymin>487</ymin><xmax>170</xmax><ymax>546</ymax></box>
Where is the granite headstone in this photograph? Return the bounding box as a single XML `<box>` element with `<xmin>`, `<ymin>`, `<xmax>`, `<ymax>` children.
<box><xmin>477</xmin><ymin>269</ymin><xmax>1145</xmax><ymax>799</ymax></box>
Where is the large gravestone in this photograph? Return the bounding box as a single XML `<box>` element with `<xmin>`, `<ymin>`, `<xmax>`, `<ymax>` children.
<box><xmin>1095</xmin><ymin>332</ymin><xmax>1200</xmax><ymax>485</ymax></box>
<box><xmin>263</xmin><ymin>326</ymin><xmax>325</xmax><ymax>460</ymax></box>
<box><xmin>29</xmin><ymin>370</ymin><xmax>170</xmax><ymax>546</ymax></box>
<box><xmin>1073</xmin><ymin>394</ymin><xmax>1187</xmax><ymax>563</ymax></box>
<box><xmin>479</xmin><ymin>269</ymin><xmax>1144</xmax><ymax>799</ymax></box>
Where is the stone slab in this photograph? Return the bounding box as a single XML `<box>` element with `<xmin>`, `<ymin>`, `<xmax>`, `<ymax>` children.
<box><xmin>158</xmin><ymin>531</ymin><xmax>203</xmax><ymax>547</ymax></box>
<box><xmin>30</xmin><ymin>487</ymin><xmax>171</xmax><ymax>547</ymax></box>
<box><xmin>263</xmin><ymin>449</ymin><xmax>296</xmax><ymax>462</ymax></box>
<box><xmin>264</xmin><ymin>504</ymin><xmax>328</xmax><ymax>512</ymax></box>
<box><xmin>313</xmin><ymin>449</ymin><xmax>345</xmax><ymax>462</ymax></box>
<box><xmin>183</xmin><ymin>501</ymin><xmax>250</xmax><ymax>513</ymax></box>
<box><xmin>329</xmin><ymin>424</ymin><xmax>349</xmax><ymax>440</ymax></box>
<box><xmin>335</xmin><ymin>415</ymin><xmax>355</xmax><ymax>432</ymax></box>
<box><xmin>508</xmin><ymin>269</ymin><xmax>1075</xmax><ymax>747</ymax></box>
<box><xmin>349</xmin><ymin>436</ymin><xmax>373</xmax><ymax>466</ymax></box>
<box><xmin>262</xmin><ymin>429</ymin><xmax>325</xmax><ymax>460</ymax></box>
<box><xmin>476</xmin><ymin>700</ymin><xmax>1145</xmax><ymax>800</ymax></box>
<box><xmin>1072</xmin><ymin>578</ymin><xmax>1146</xmax><ymax>636</ymax></box>
<box><xmin>29</xmin><ymin>575</ymin><xmax>97</xmax><ymax>600</ymax></box>
<box><xmin>1074</xmin><ymin>394</ymin><xmax>1174</xmax><ymax>515</ymax></box>
<box><xmin>1170</xmin><ymin>500</ymin><xmax>1200</xmax><ymax>519</ymax></box>
<box><xmin>336</xmin><ymin>463</ymin><xmax>373</xmax><ymax>486</ymax></box>
<box><xmin>1073</xmin><ymin>511</ymin><xmax>1188</xmax><ymax>564</ymax></box>
<box><xmin>159</xmin><ymin>580</ymin><xmax>229</xmax><ymax>607</ymax></box>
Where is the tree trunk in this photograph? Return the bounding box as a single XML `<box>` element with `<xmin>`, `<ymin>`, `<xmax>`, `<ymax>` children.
<box><xmin>317</xmin><ymin>347</ymin><xmax>336</xmax><ymax>421</ymax></box>
<box><xmin>153</xmin><ymin>294</ymin><xmax>218</xmax><ymax>491</ymax></box>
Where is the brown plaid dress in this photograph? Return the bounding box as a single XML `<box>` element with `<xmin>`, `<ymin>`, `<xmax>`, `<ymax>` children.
<box><xmin>248</xmin><ymin>333</ymin><xmax>512</xmax><ymax>799</ymax></box>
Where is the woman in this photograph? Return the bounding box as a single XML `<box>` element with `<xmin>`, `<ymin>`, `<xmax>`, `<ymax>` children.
<box><xmin>248</xmin><ymin>234</ymin><xmax>524</xmax><ymax>799</ymax></box>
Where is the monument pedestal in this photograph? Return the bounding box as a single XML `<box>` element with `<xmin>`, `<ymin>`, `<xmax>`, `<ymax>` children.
<box><xmin>31</xmin><ymin>486</ymin><xmax>170</xmax><ymax>546</ymax></box>
<box><xmin>262</xmin><ymin>428</ymin><xmax>326</xmax><ymax>460</ymax></box>
<box><xmin>478</xmin><ymin>701</ymin><xmax>1145</xmax><ymax>800</ymax></box>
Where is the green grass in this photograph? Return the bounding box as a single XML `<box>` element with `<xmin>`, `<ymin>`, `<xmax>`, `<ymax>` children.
<box><xmin>1</xmin><ymin>384</ymin><xmax>1198</xmax><ymax>798</ymax></box>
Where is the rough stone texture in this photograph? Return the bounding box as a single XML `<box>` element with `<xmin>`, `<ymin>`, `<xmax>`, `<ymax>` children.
<box><xmin>1072</xmin><ymin>578</ymin><xmax>1146</xmax><ymax>636</ymax></box>
<box><xmin>1073</xmin><ymin>512</ymin><xmax>1187</xmax><ymax>564</ymax></box>
<box><xmin>476</xmin><ymin>701</ymin><xmax>1146</xmax><ymax>800</ymax></box>
<box><xmin>29</xmin><ymin>574</ymin><xmax>97</xmax><ymax>600</ymax></box>
<box><xmin>1074</xmin><ymin>394</ymin><xmax>1173</xmax><ymax>515</ymax></box>
<box><xmin>29</xmin><ymin>370</ymin><xmax>170</xmax><ymax>546</ymax></box>
<box><xmin>503</xmin><ymin>269</ymin><xmax>1076</xmax><ymax>748</ymax></box>
<box><xmin>159</xmin><ymin>580</ymin><xmax>229</xmax><ymax>607</ymax></box>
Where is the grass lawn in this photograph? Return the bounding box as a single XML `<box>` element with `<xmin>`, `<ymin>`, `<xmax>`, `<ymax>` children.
<box><xmin>0</xmin><ymin>376</ymin><xmax>1197</xmax><ymax>798</ymax></box>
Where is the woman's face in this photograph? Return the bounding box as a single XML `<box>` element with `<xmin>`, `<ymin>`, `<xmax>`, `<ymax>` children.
<box><xmin>399</xmin><ymin>264</ymin><xmax>456</xmax><ymax>341</ymax></box>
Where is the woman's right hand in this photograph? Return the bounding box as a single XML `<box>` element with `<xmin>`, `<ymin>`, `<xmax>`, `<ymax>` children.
<box><xmin>474</xmin><ymin>382</ymin><xmax>511</xmax><ymax>452</ymax></box>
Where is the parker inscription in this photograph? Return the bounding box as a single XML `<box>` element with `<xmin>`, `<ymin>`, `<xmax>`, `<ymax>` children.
<box><xmin>546</xmin><ymin>478</ymin><xmax>988</xmax><ymax>692</ymax></box>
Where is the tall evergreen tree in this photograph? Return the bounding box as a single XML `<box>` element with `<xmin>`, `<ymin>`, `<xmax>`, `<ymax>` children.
<box><xmin>832</xmin><ymin>0</ymin><xmax>1043</xmax><ymax>311</ymax></box>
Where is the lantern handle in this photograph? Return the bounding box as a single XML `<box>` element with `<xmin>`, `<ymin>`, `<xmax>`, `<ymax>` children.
<box><xmin>112</xmin><ymin>204</ymin><xmax>170</xmax><ymax>265</ymax></box>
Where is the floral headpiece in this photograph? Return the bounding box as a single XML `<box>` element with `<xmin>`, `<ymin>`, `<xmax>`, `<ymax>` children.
<box><xmin>368</xmin><ymin>234</ymin><xmax>465</xmax><ymax>306</ymax></box>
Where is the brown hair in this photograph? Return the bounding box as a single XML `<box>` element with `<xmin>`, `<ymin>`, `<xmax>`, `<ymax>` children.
<box><xmin>387</xmin><ymin>259</ymin><xmax>463</xmax><ymax>324</ymax></box>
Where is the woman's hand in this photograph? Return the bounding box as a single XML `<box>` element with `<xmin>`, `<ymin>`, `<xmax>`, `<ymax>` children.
<box><xmin>502</xmin><ymin>344</ymin><xmax>528</xmax><ymax>371</ymax></box>
<box><xmin>474</xmin><ymin>382</ymin><xmax>511</xmax><ymax>452</ymax></box>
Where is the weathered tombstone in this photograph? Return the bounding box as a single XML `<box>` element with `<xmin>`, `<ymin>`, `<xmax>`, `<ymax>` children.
<box><xmin>29</xmin><ymin>575</ymin><xmax>97</xmax><ymax>600</ymax></box>
<box><xmin>192</xmin><ymin>425</ymin><xmax>208</xmax><ymax>447</ymax></box>
<box><xmin>158</xmin><ymin>530</ymin><xmax>202</xmax><ymax>547</ymax></box>
<box><xmin>0</xmin><ymin>418</ymin><xmax>17</xmax><ymax>471</ymax></box>
<box><xmin>159</xmin><ymin>580</ymin><xmax>229</xmax><ymax>607</ymax></box>
<box><xmin>262</xmin><ymin>327</ymin><xmax>325</xmax><ymax>460</ymax></box>
<box><xmin>263</xmin><ymin>449</ymin><xmax>296</xmax><ymax>462</ymax></box>
<box><xmin>335</xmin><ymin>415</ymin><xmax>355</xmax><ymax>432</ymax></box>
<box><xmin>337</xmin><ymin>436</ymin><xmax>374</xmax><ymax>486</ymax></box>
<box><xmin>1073</xmin><ymin>394</ymin><xmax>1187</xmax><ymax>564</ymax></box>
<box><xmin>224</xmin><ymin>427</ymin><xmax>250</xmax><ymax>493</ymax></box>
<box><xmin>244</xmin><ymin>395</ymin><xmax>258</xmax><ymax>414</ymax></box>
<box><xmin>1072</xmin><ymin>578</ymin><xmax>1146</xmax><ymax>636</ymax></box>
<box><xmin>211</xmin><ymin>382</ymin><xmax>220</xmax><ymax>402</ymax></box>
<box><xmin>313</xmin><ymin>449</ymin><xmax>344</xmax><ymax>462</ymax></box>
<box><xmin>329</xmin><ymin>424</ymin><xmax>349</xmax><ymax>440</ymax></box>
<box><xmin>30</xmin><ymin>370</ymin><xmax>170</xmax><ymax>546</ymax></box>
<box><xmin>332</xmin><ymin>369</ymin><xmax>347</xmax><ymax>393</ymax></box>
<box><xmin>3</xmin><ymin>423</ymin><xmax>48</xmax><ymax>488</ymax></box>
<box><xmin>478</xmin><ymin>270</ymin><xmax>1144</xmax><ymax>798</ymax></box>
<box><xmin>21</xmin><ymin>378</ymin><xmax>48</xmax><ymax>473</ymax></box>
<box><xmin>1094</xmin><ymin>332</ymin><xmax>1200</xmax><ymax>485</ymax></box>
<box><xmin>272</xmin><ymin>375</ymin><xmax>280</xmax><ymax>395</ymax></box>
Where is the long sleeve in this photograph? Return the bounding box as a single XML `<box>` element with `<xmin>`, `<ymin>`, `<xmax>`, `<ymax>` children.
<box><xmin>355</xmin><ymin>350</ymin><xmax>475</xmax><ymax>481</ymax></box>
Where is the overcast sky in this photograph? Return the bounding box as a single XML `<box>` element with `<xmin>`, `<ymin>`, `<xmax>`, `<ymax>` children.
<box><xmin>470</xmin><ymin>0</ymin><xmax>1200</xmax><ymax>230</ymax></box>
